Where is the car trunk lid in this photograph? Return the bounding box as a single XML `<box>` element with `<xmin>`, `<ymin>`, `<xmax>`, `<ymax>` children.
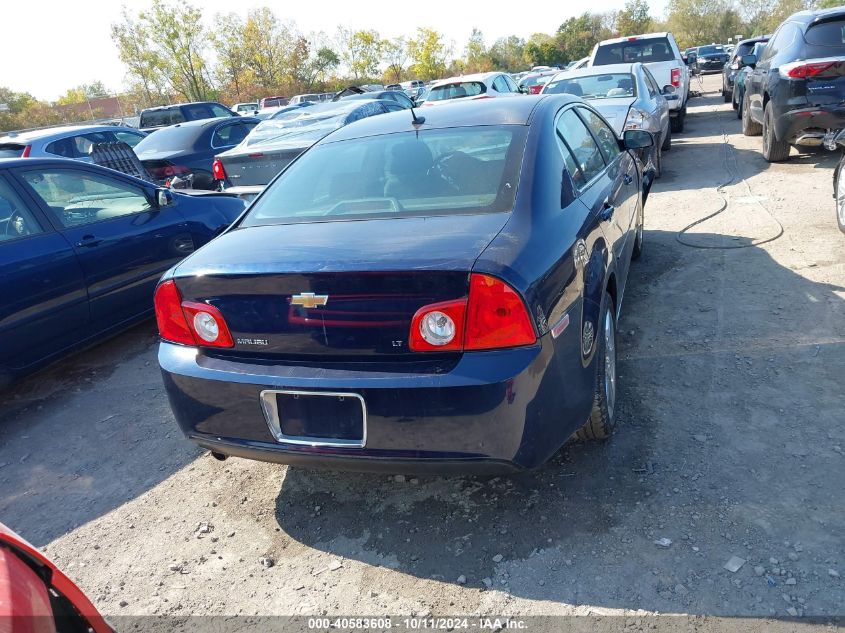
<box><xmin>172</xmin><ymin>213</ymin><xmax>510</xmax><ymax>358</ymax></box>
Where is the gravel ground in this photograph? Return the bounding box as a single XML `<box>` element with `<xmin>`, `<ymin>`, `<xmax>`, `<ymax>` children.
<box><xmin>1</xmin><ymin>74</ymin><xmax>843</xmax><ymax>628</ymax></box>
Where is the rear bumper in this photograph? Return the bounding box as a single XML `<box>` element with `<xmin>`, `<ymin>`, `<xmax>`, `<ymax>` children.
<box><xmin>158</xmin><ymin>317</ymin><xmax>595</xmax><ymax>474</ymax></box>
<box><xmin>775</xmin><ymin>104</ymin><xmax>845</xmax><ymax>143</ymax></box>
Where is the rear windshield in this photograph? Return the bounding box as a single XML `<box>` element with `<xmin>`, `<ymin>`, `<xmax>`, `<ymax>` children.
<box><xmin>594</xmin><ymin>38</ymin><xmax>675</xmax><ymax>64</ymax></box>
<box><xmin>520</xmin><ymin>74</ymin><xmax>551</xmax><ymax>87</ymax></box>
<box><xmin>0</xmin><ymin>144</ymin><xmax>26</xmax><ymax>158</ymax></box>
<box><xmin>734</xmin><ymin>42</ymin><xmax>755</xmax><ymax>59</ymax></box>
<box><xmin>545</xmin><ymin>73</ymin><xmax>636</xmax><ymax>99</ymax></box>
<box><xmin>140</xmin><ymin>108</ymin><xmax>186</xmax><ymax>128</ymax></box>
<box><xmin>242</xmin><ymin>126</ymin><xmax>527</xmax><ymax>226</ymax></box>
<box><xmin>805</xmin><ymin>19</ymin><xmax>845</xmax><ymax>46</ymax></box>
<box><xmin>134</xmin><ymin>125</ymin><xmax>202</xmax><ymax>152</ymax></box>
<box><xmin>697</xmin><ymin>45</ymin><xmax>725</xmax><ymax>55</ymax></box>
<box><xmin>427</xmin><ymin>81</ymin><xmax>486</xmax><ymax>101</ymax></box>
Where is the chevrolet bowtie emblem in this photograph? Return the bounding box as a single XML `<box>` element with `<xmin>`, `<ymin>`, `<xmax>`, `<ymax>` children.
<box><xmin>290</xmin><ymin>292</ymin><xmax>329</xmax><ymax>308</ymax></box>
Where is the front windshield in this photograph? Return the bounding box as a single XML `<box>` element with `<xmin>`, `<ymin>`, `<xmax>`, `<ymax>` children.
<box><xmin>544</xmin><ymin>73</ymin><xmax>636</xmax><ymax>100</ymax></box>
<box><xmin>242</xmin><ymin>126</ymin><xmax>527</xmax><ymax>226</ymax></box>
<box><xmin>698</xmin><ymin>46</ymin><xmax>725</xmax><ymax>55</ymax></box>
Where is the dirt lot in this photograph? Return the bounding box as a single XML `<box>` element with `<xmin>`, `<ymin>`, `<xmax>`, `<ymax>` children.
<box><xmin>1</xmin><ymin>74</ymin><xmax>843</xmax><ymax>627</ymax></box>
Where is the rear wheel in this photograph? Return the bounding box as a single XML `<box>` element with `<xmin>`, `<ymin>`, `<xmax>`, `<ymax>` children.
<box><xmin>575</xmin><ymin>293</ymin><xmax>618</xmax><ymax>441</ymax></box>
<box><xmin>670</xmin><ymin>109</ymin><xmax>685</xmax><ymax>133</ymax></box>
<box><xmin>722</xmin><ymin>89</ymin><xmax>731</xmax><ymax>103</ymax></box>
<box><xmin>762</xmin><ymin>101</ymin><xmax>790</xmax><ymax>162</ymax></box>
<box><xmin>742</xmin><ymin>94</ymin><xmax>761</xmax><ymax>136</ymax></box>
<box><xmin>735</xmin><ymin>88</ymin><xmax>743</xmax><ymax>118</ymax></box>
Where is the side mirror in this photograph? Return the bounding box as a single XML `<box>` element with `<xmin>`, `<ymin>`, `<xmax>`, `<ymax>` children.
<box><xmin>623</xmin><ymin>129</ymin><xmax>654</xmax><ymax>150</ymax></box>
<box><xmin>156</xmin><ymin>188</ymin><xmax>174</xmax><ymax>208</ymax></box>
<box><xmin>741</xmin><ymin>54</ymin><xmax>757</xmax><ymax>67</ymax></box>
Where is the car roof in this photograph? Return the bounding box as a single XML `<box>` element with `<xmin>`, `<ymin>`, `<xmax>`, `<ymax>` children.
<box><xmin>736</xmin><ymin>35</ymin><xmax>771</xmax><ymax>46</ymax></box>
<box><xmin>597</xmin><ymin>32</ymin><xmax>671</xmax><ymax>46</ymax></box>
<box><xmin>430</xmin><ymin>72</ymin><xmax>503</xmax><ymax>87</ymax></box>
<box><xmin>0</xmin><ymin>124</ymin><xmax>142</xmax><ymax>143</ymax></box>
<box><xmin>790</xmin><ymin>6</ymin><xmax>845</xmax><ymax>23</ymax></box>
<box><xmin>0</xmin><ymin>156</ymin><xmax>128</xmax><ymax>170</ymax></box>
<box><xmin>551</xmin><ymin>63</ymin><xmax>636</xmax><ymax>80</ymax></box>
<box><xmin>322</xmin><ymin>95</ymin><xmax>569</xmax><ymax>144</ymax></box>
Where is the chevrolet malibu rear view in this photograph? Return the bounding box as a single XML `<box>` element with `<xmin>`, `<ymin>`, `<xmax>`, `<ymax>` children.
<box><xmin>156</xmin><ymin>97</ymin><xmax>653</xmax><ymax>473</ymax></box>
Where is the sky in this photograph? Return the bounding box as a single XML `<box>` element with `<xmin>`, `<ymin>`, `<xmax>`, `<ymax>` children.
<box><xmin>1</xmin><ymin>0</ymin><xmax>668</xmax><ymax>101</ymax></box>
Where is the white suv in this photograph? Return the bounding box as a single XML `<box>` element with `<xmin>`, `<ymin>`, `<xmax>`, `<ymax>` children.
<box><xmin>590</xmin><ymin>32</ymin><xmax>691</xmax><ymax>132</ymax></box>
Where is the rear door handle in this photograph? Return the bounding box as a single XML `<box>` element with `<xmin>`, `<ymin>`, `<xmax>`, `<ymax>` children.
<box><xmin>600</xmin><ymin>201</ymin><xmax>615</xmax><ymax>222</ymax></box>
<box><xmin>75</xmin><ymin>235</ymin><xmax>102</xmax><ymax>248</ymax></box>
<box><xmin>623</xmin><ymin>174</ymin><xmax>634</xmax><ymax>185</ymax></box>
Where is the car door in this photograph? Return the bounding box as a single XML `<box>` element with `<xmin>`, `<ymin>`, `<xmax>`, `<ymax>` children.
<box><xmin>0</xmin><ymin>172</ymin><xmax>88</xmax><ymax>373</ymax></box>
<box><xmin>643</xmin><ymin>68</ymin><xmax>669</xmax><ymax>137</ymax></box>
<box><xmin>15</xmin><ymin>166</ymin><xmax>195</xmax><ymax>330</ymax></box>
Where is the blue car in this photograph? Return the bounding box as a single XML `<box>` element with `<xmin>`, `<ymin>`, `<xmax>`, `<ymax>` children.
<box><xmin>0</xmin><ymin>158</ymin><xmax>246</xmax><ymax>386</ymax></box>
<box><xmin>155</xmin><ymin>96</ymin><xmax>654</xmax><ymax>473</ymax></box>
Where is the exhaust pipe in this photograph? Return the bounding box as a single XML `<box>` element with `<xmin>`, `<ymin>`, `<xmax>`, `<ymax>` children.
<box><xmin>211</xmin><ymin>451</ymin><xmax>228</xmax><ymax>462</ymax></box>
<box><xmin>794</xmin><ymin>133</ymin><xmax>824</xmax><ymax>147</ymax></box>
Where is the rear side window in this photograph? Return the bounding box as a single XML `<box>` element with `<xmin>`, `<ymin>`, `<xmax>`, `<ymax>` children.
<box><xmin>141</xmin><ymin>108</ymin><xmax>185</xmax><ymax>128</ymax></box>
<box><xmin>578</xmin><ymin>108</ymin><xmax>621</xmax><ymax>160</ymax></box>
<box><xmin>212</xmin><ymin>122</ymin><xmax>254</xmax><ymax>147</ymax></box>
<box><xmin>182</xmin><ymin>104</ymin><xmax>213</xmax><ymax>121</ymax></box>
<box><xmin>112</xmin><ymin>130</ymin><xmax>145</xmax><ymax>147</ymax></box>
<box><xmin>427</xmin><ymin>81</ymin><xmax>486</xmax><ymax>101</ymax></box>
<box><xmin>805</xmin><ymin>19</ymin><xmax>845</xmax><ymax>46</ymax></box>
<box><xmin>595</xmin><ymin>38</ymin><xmax>675</xmax><ymax>65</ymax></box>
<box><xmin>556</xmin><ymin>109</ymin><xmax>606</xmax><ymax>188</ymax></box>
<box><xmin>0</xmin><ymin>176</ymin><xmax>43</xmax><ymax>241</ymax></box>
<box><xmin>210</xmin><ymin>104</ymin><xmax>235</xmax><ymax>118</ymax></box>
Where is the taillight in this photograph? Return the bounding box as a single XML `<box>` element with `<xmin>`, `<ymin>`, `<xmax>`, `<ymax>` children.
<box><xmin>780</xmin><ymin>59</ymin><xmax>844</xmax><ymax>79</ymax></box>
<box><xmin>21</xmin><ymin>145</ymin><xmax>31</xmax><ymax>158</ymax></box>
<box><xmin>465</xmin><ymin>274</ymin><xmax>536</xmax><ymax>350</ymax></box>
<box><xmin>671</xmin><ymin>68</ymin><xmax>681</xmax><ymax>87</ymax></box>
<box><xmin>212</xmin><ymin>158</ymin><xmax>226</xmax><ymax>180</ymax></box>
<box><xmin>408</xmin><ymin>274</ymin><xmax>536</xmax><ymax>352</ymax></box>
<box><xmin>147</xmin><ymin>163</ymin><xmax>190</xmax><ymax>180</ymax></box>
<box><xmin>409</xmin><ymin>299</ymin><xmax>467</xmax><ymax>352</ymax></box>
<box><xmin>154</xmin><ymin>280</ymin><xmax>234</xmax><ymax>348</ymax></box>
<box><xmin>529</xmin><ymin>85</ymin><xmax>543</xmax><ymax>94</ymax></box>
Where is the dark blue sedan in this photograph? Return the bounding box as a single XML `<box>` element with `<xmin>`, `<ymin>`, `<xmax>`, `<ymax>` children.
<box><xmin>156</xmin><ymin>96</ymin><xmax>654</xmax><ymax>473</ymax></box>
<box><xmin>0</xmin><ymin>158</ymin><xmax>246</xmax><ymax>386</ymax></box>
<box><xmin>134</xmin><ymin>116</ymin><xmax>259</xmax><ymax>190</ymax></box>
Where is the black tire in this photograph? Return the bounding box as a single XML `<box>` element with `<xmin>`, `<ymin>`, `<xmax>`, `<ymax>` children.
<box><xmin>575</xmin><ymin>293</ymin><xmax>618</xmax><ymax>441</ymax></box>
<box><xmin>762</xmin><ymin>101</ymin><xmax>790</xmax><ymax>162</ymax></box>
<box><xmin>670</xmin><ymin>109</ymin><xmax>685</xmax><ymax>133</ymax></box>
<box><xmin>835</xmin><ymin>158</ymin><xmax>845</xmax><ymax>234</ymax></box>
<box><xmin>661</xmin><ymin>125</ymin><xmax>672</xmax><ymax>151</ymax></box>
<box><xmin>722</xmin><ymin>89</ymin><xmax>731</xmax><ymax>103</ymax></box>
<box><xmin>653</xmin><ymin>142</ymin><xmax>662</xmax><ymax>179</ymax></box>
<box><xmin>732</xmin><ymin>85</ymin><xmax>740</xmax><ymax>111</ymax></box>
<box><xmin>631</xmin><ymin>198</ymin><xmax>644</xmax><ymax>260</ymax></box>
<box><xmin>742</xmin><ymin>93</ymin><xmax>761</xmax><ymax>136</ymax></box>
<box><xmin>735</xmin><ymin>89</ymin><xmax>743</xmax><ymax>119</ymax></box>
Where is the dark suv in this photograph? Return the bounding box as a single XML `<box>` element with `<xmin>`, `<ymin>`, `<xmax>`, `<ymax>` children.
<box><xmin>742</xmin><ymin>6</ymin><xmax>845</xmax><ymax>162</ymax></box>
<box><xmin>722</xmin><ymin>35</ymin><xmax>770</xmax><ymax>102</ymax></box>
<box><xmin>139</xmin><ymin>102</ymin><xmax>236</xmax><ymax>133</ymax></box>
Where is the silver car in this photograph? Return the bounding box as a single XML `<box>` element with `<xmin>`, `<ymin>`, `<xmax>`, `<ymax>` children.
<box><xmin>0</xmin><ymin>125</ymin><xmax>146</xmax><ymax>162</ymax></box>
<box><xmin>542</xmin><ymin>62</ymin><xmax>673</xmax><ymax>176</ymax></box>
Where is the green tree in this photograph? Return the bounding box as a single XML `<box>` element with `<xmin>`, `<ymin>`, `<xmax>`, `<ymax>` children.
<box><xmin>407</xmin><ymin>28</ymin><xmax>450</xmax><ymax>79</ymax></box>
<box><xmin>311</xmin><ymin>47</ymin><xmax>340</xmax><ymax>84</ymax></box>
<box><xmin>338</xmin><ymin>28</ymin><xmax>383</xmax><ymax>80</ymax></box>
<box><xmin>617</xmin><ymin>0</ymin><xmax>653</xmax><ymax>36</ymax></box>
<box><xmin>243</xmin><ymin>8</ymin><xmax>291</xmax><ymax>90</ymax></box>
<box><xmin>382</xmin><ymin>37</ymin><xmax>408</xmax><ymax>82</ymax></box>
<box><xmin>488</xmin><ymin>35</ymin><xmax>526</xmax><ymax>71</ymax></box>
<box><xmin>465</xmin><ymin>28</ymin><xmax>493</xmax><ymax>73</ymax></box>
<box><xmin>212</xmin><ymin>13</ymin><xmax>249</xmax><ymax>101</ymax></box>
<box><xmin>555</xmin><ymin>13</ymin><xmax>611</xmax><ymax>62</ymax></box>
<box><xmin>111</xmin><ymin>7</ymin><xmax>168</xmax><ymax>106</ymax></box>
<box><xmin>523</xmin><ymin>33</ymin><xmax>564</xmax><ymax>67</ymax></box>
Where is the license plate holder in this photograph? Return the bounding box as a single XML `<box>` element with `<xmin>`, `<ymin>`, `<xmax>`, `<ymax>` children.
<box><xmin>260</xmin><ymin>390</ymin><xmax>366</xmax><ymax>448</ymax></box>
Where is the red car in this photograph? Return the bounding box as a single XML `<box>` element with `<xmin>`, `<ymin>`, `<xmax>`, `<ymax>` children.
<box><xmin>518</xmin><ymin>70</ymin><xmax>558</xmax><ymax>94</ymax></box>
<box><xmin>0</xmin><ymin>522</ymin><xmax>111</xmax><ymax>633</ymax></box>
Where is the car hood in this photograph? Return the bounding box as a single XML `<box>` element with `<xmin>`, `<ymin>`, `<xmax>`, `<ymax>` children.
<box><xmin>173</xmin><ymin>212</ymin><xmax>511</xmax><ymax>276</ymax></box>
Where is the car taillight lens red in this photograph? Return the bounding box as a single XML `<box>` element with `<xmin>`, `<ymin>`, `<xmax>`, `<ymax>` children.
<box><xmin>212</xmin><ymin>158</ymin><xmax>226</xmax><ymax>180</ymax></box>
<box><xmin>671</xmin><ymin>68</ymin><xmax>681</xmax><ymax>87</ymax></box>
<box><xmin>529</xmin><ymin>85</ymin><xmax>543</xmax><ymax>94</ymax></box>
<box><xmin>408</xmin><ymin>274</ymin><xmax>536</xmax><ymax>352</ymax></box>
<box><xmin>154</xmin><ymin>280</ymin><xmax>234</xmax><ymax>348</ymax></box>
<box><xmin>148</xmin><ymin>164</ymin><xmax>190</xmax><ymax>180</ymax></box>
<box><xmin>21</xmin><ymin>145</ymin><xmax>31</xmax><ymax>158</ymax></box>
<box><xmin>783</xmin><ymin>61</ymin><xmax>839</xmax><ymax>78</ymax></box>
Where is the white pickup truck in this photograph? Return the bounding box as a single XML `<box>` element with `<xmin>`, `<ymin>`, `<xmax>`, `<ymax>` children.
<box><xmin>590</xmin><ymin>32</ymin><xmax>691</xmax><ymax>133</ymax></box>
